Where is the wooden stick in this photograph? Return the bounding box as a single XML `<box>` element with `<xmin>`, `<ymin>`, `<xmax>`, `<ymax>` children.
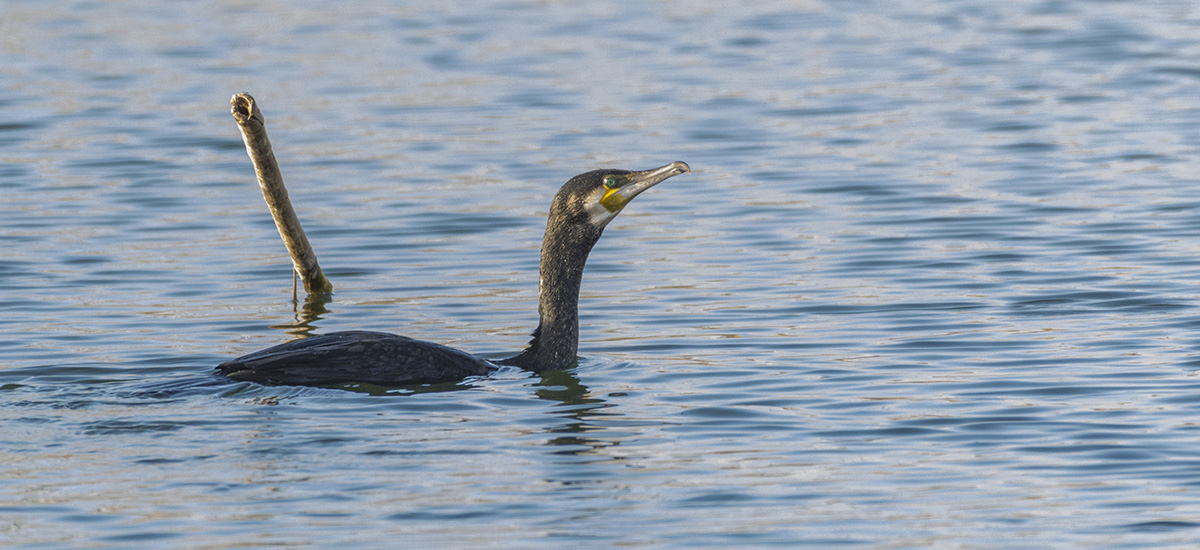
<box><xmin>231</xmin><ymin>93</ymin><xmax>333</xmax><ymax>295</ymax></box>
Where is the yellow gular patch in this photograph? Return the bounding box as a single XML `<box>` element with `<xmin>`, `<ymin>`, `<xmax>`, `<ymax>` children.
<box><xmin>599</xmin><ymin>175</ymin><xmax>627</xmax><ymax>212</ymax></box>
<box><xmin>600</xmin><ymin>187</ymin><xmax>627</xmax><ymax>212</ymax></box>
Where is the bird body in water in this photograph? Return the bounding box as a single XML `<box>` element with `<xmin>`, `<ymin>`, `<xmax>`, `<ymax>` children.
<box><xmin>216</xmin><ymin>162</ymin><xmax>690</xmax><ymax>387</ymax></box>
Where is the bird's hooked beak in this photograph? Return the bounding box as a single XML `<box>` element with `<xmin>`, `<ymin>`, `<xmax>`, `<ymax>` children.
<box><xmin>600</xmin><ymin>161</ymin><xmax>691</xmax><ymax>213</ymax></box>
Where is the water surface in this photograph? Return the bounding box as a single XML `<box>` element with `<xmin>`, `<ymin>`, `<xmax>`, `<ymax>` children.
<box><xmin>4</xmin><ymin>1</ymin><xmax>1200</xmax><ymax>548</ymax></box>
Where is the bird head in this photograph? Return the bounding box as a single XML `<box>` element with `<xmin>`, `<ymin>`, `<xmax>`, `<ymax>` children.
<box><xmin>553</xmin><ymin>161</ymin><xmax>691</xmax><ymax>231</ymax></box>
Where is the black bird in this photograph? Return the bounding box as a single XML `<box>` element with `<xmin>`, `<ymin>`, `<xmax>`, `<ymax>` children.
<box><xmin>216</xmin><ymin>161</ymin><xmax>690</xmax><ymax>387</ymax></box>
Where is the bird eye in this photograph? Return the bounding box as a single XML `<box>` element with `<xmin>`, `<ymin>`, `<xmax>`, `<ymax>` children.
<box><xmin>603</xmin><ymin>176</ymin><xmax>618</xmax><ymax>189</ymax></box>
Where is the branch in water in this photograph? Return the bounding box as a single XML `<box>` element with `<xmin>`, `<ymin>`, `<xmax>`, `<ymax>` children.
<box><xmin>231</xmin><ymin>92</ymin><xmax>333</xmax><ymax>295</ymax></box>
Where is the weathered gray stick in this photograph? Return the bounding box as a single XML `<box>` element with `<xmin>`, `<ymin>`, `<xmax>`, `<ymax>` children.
<box><xmin>231</xmin><ymin>92</ymin><xmax>333</xmax><ymax>295</ymax></box>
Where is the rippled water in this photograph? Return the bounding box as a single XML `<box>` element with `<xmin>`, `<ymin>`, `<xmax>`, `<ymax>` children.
<box><xmin>4</xmin><ymin>0</ymin><xmax>1200</xmax><ymax>548</ymax></box>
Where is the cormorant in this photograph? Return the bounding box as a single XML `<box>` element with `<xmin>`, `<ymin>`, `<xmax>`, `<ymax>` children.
<box><xmin>216</xmin><ymin>161</ymin><xmax>690</xmax><ymax>387</ymax></box>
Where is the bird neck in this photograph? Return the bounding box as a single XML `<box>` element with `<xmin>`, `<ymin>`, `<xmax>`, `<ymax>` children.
<box><xmin>503</xmin><ymin>212</ymin><xmax>600</xmax><ymax>372</ymax></box>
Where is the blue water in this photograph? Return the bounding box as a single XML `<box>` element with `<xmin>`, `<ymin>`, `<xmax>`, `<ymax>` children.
<box><xmin>4</xmin><ymin>0</ymin><xmax>1200</xmax><ymax>548</ymax></box>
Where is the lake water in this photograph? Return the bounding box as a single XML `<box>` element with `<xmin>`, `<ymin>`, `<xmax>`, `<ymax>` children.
<box><xmin>4</xmin><ymin>0</ymin><xmax>1200</xmax><ymax>548</ymax></box>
